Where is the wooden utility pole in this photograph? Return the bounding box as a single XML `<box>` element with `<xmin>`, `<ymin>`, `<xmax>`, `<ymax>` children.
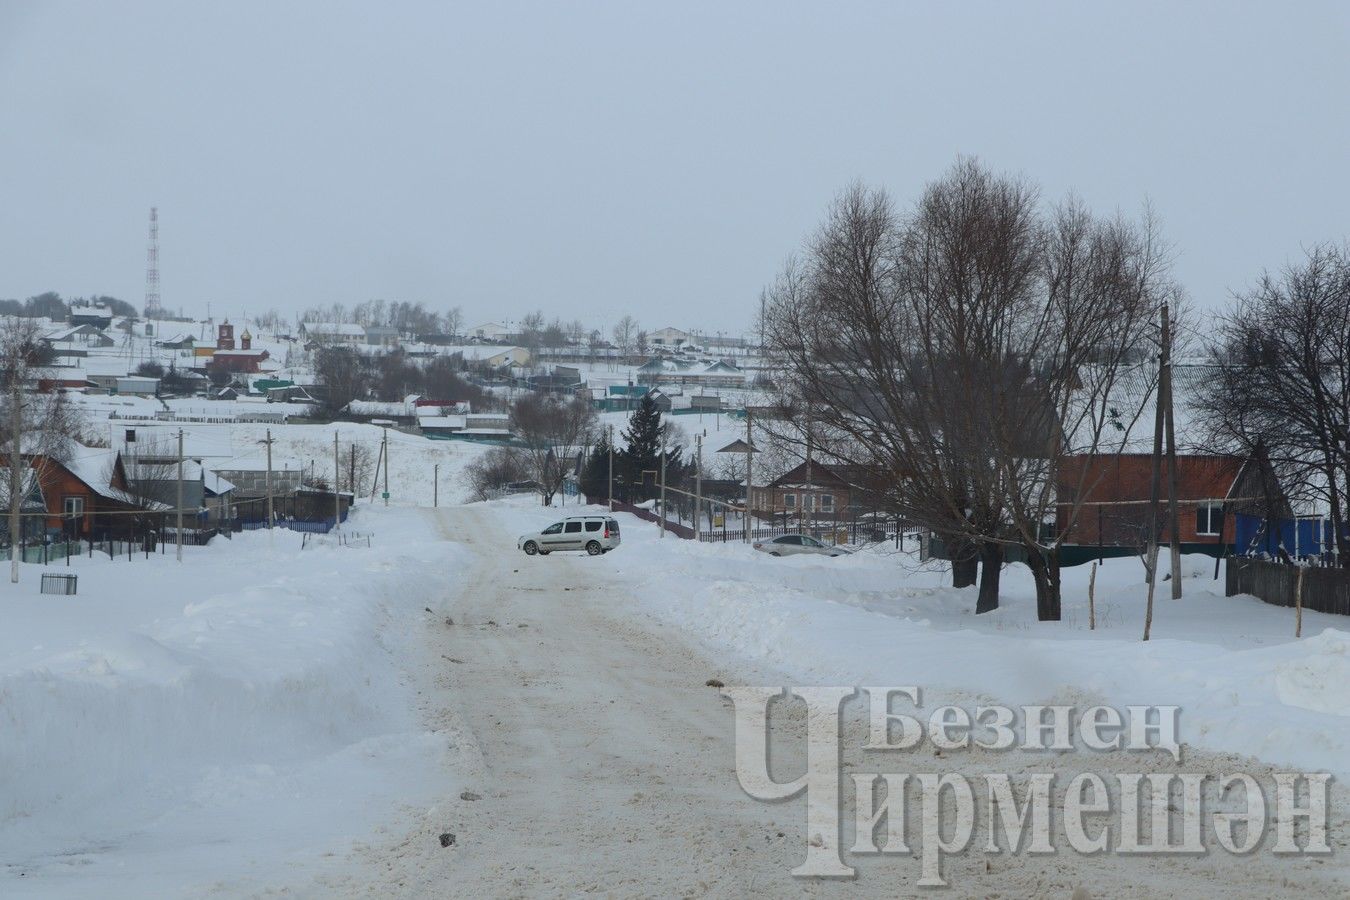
<box><xmin>369</xmin><ymin>440</ymin><xmax>383</xmax><ymax>503</ymax></box>
<box><xmin>658</xmin><ymin>428</ymin><xmax>667</xmax><ymax>539</ymax></box>
<box><xmin>176</xmin><ymin>429</ymin><xmax>184</xmax><ymax>562</ymax></box>
<box><xmin>1162</xmin><ymin>308</ymin><xmax>1182</xmax><ymax>599</ymax></box>
<box><xmin>433</xmin><ymin>463</ymin><xmax>439</xmax><ymax>507</ymax></box>
<box><xmin>263</xmin><ymin>428</ymin><xmax>275</xmax><ymax>531</ymax></box>
<box><xmin>333</xmin><ymin>430</ymin><xmax>341</xmax><ymax>529</ymax></box>
<box><xmin>694</xmin><ymin>433</ymin><xmax>703</xmax><ymax>540</ymax></box>
<box><xmin>382</xmin><ymin>427</ymin><xmax>390</xmax><ymax>506</ymax></box>
<box><xmin>607</xmin><ymin>424</ymin><xmax>614</xmax><ymax>512</ymax></box>
<box><xmin>1143</xmin><ymin>302</ymin><xmax>1168</xmax><ymax>641</ymax></box>
<box><xmin>9</xmin><ymin>376</ymin><xmax>21</xmax><ymax>583</ymax></box>
<box><xmin>744</xmin><ymin>408</ymin><xmax>753</xmax><ymax>544</ymax></box>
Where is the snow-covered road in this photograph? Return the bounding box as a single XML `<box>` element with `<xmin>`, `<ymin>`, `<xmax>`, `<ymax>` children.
<box><xmin>305</xmin><ymin>505</ymin><xmax>1347</xmax><ymax>898</ymax></box>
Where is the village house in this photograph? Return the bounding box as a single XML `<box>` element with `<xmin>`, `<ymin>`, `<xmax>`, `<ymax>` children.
<box><xmin>749</xmin><ymin>460</ymin><xmax>876</xmax><ymax>522</ymax></box>
<box><xmin>3</xmin><ymin>442</ymin><xmax>170</xmax><ymax>541</ymax></box>
<box><xmin>298</xmin><ymin>322</ymin><xmax>366</xmax><ymax>346</ymax></box>
<box><xmin>1054</xmin><ymin>450</ymin><xmax>1292</xmax><ymax>557</ymax></box>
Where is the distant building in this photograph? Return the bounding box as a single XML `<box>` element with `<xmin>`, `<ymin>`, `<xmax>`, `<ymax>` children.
<box><xmin>649</xmin><ymin>326</ymin><xmax>691</xmax><ymax>347</ymax></box>
<box><xmin>467</xmin><ymin>322</ymin><xmax>514</xmax><ymax>342</ymax></box>
<box><xmin>299</xmin><ymin>322</ymin><xmax>366</xmax><ymax>345</ymax></box>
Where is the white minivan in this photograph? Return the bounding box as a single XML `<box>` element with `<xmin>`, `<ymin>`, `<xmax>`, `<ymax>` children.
<box><xmin>518</xmin><ymin>515</ymin><xmax>621</xmax><ymax>556</ymax></box>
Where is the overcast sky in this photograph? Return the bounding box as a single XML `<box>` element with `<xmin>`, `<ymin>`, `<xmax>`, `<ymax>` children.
<box><xmin>3</xmin><ymin>2</ymin><xmax>1348</xmax><ymax>334</ymax></box>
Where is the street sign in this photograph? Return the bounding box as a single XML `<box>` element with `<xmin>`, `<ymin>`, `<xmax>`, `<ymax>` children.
<box><xmin>381</xmin><ymin>492</ymin><xmax>390</xmax><ymax>500</ymax></box>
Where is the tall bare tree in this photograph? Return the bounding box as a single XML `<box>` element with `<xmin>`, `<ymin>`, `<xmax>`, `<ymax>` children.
<box><xmin>0</xmin><ymin>318</ymin><xmax>84</xmax><ymax>580</ymax></box>
<box><xmin>612</xmin><ymin>315</ymin><xmax>639</xmax><ymax>362</ymax></box>
<box><xmin>763</xmin><ymin>160</ymin><xmax>1173</xmax><ymax>618</ymax></box>
<box><xmin>510</xmin><ymin>393</ymin><xmax>598</xmax><ymax>505</ymax></box>
<box><xmin>1197</xmin><ymin>244</ymin><xmax>1350</xmax><ymax>564</ymax></box>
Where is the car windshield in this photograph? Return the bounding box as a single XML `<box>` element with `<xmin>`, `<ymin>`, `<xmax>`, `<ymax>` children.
<box><xmin>542</xmin><ymin>523</ymin><xmax>563</xmax><ymax>534</ymax></box>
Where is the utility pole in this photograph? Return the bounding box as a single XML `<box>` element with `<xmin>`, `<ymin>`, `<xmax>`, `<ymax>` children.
<box><xmin>9</xmin><ymin>376</ymin><xmax>21</xmax><ymax>584</ymax></box>
<box><xmin>607</xmin><ymin>424</ymin><xmax>614</xmax><ymax>512</ymax></box>
<box><xmin>434</xmin><ymin>463</ymin><xmax>439</xmax><ymax>507</ymax></box>
<box><xmin>744</xmin><ymin>407</ymin><xmax>753</xmax><ymax>544</ymax></box>
<box><xmin>1143</xmin><ymin>302</ymin><xmax>1168</xmax><ymax>641</ymax></box>
<box><xmin>382</xmin><ymin>427</ymin><xmax>390</xmax><ymax>506</ymax></box>
<box><xmin>175</xmin><ymin>429</ymin><xmax>184</xmax><ymax>562</ymax></box>
<box><xmin>263</xmin><ymin>428</ymin><xmax>275</xmax><ymax>531</ymax></box>
<box><xmin>694</xmin><ymin>432</ymin><xmax>703</xmax><ymax>541</ymax></box>
<box><xmin>659</xmin><ymin>428</ymin><xmax>667</xmax><ymax>538</ymax></box>
<box><xmin>333</xmin><ymin>430</ymin><xmax>341</xmax><ymax>529</ymax></box>
<box><xmin>370</xmin><ymin>440</ymin><xmax>383</xmax><ymax>503</ymax></box>
<box><xmin>1162</xmin><ymin>308</ymin><xmax>1182</xmax><ymax>599</ymax></box>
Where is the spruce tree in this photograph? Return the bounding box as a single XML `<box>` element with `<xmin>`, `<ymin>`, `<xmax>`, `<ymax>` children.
<box><xmin>619</xmin><ymin>394</ymin><xmax>663</xmax><ymax>502</ymax></box>
<box><xmin>579</xmin><ymin>430</ymin><xmax>611</xmax><ymax>502</ymax></box>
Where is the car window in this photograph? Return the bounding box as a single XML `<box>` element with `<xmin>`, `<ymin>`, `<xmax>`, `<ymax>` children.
<box><xmin>606</xmin><ymin>519</ymin><xmax>619</xmax><ymax>533</ymax></box>
<box><xmin>565</xmin><ymin>521</ymin><xmax>583</xmax><ymax>533</ymax></box>
<box><xmin>585</xmin><ymin>521</ymin><xmax>602</xmax><ymax>532</ymax></box>
<box><xmin>803</xmin><ymin>537</ymin><xmax>823</xmax><ymax>547</ymax></box>
<box><xmin>776</xmin><ymin>535</ymin><xmax>800</xmax><ymax>545</ymax></box>
<box><xmin>542</xmin><ymin>523</ymin><xmax>563</xmax><ymax>534</ymax></box>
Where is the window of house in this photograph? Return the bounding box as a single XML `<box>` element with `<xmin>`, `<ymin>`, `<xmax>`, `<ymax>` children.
<box><xmin>63</xmin><ymin>496</ymin><xmax>84</xmax><ymax>518</ymax></box>
<box><xmin>783</xmin><ymin>493</ymin><xmax>796</xmax><ymax>509</ymax></box>
<box><xmin>820</xmin><ymin>494</ymin><xmax>834</xmax><ymax>512</ymax></box>
<box><xmin>1196</xmin><ymin>502</ymin><xmax>1223</xmax><ymax>537</ymax></box>
<box><xmin>125</xmin><ymin>429</ymin><xmax>136</xmax><ymax>443</ymax></box>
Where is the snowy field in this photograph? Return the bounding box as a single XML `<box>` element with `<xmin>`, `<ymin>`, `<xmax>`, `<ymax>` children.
<box><xmin>0</xmin><ymin>506</ymin><xmax>470</xmax><ymax>897</ymax></box>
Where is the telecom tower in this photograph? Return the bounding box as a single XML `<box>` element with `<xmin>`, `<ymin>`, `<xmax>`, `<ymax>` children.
<box><xmin>144</xmin><ymin>207</ymin><xmax>162</xmax><ymax>318</ymax></box>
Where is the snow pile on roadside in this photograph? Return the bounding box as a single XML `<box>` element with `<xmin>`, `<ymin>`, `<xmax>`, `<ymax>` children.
<box><xmin>0</xmin><ymin>507</ymin><xmax>466</xmax><ymax>896</ymax></box>
<box><xmin>570</xmin><ymin>503</ymin><xmax>1350</xmax><ymax>776</ymax></box>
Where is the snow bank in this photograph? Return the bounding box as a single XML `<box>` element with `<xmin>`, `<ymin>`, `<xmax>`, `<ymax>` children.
<box><xmin>0</xmin><ymin>507</ymin><xmax>467</xmax><ymax>896</ymax></box>
<box><xmin>546</xmin><ymin>501</ymin><xmax>1350</xmax><ymax>776</ymax></box>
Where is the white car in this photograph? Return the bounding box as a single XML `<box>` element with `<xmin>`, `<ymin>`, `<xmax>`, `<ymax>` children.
<box><xmin>752</xmin><ymin>534</ymin><xmax>849</xmax><ymax>557</ymax></box>
<box><xmin>518</xmin><ymin>516</ymin><xmax>621</xmax><ymax>556</ymax></box>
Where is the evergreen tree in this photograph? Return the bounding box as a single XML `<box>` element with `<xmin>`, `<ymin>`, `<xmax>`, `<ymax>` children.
<box><xmin>619</xmin><ymin>394</ymin><xmax>663</xmax><ymax>501</ymax></box>
<box><xmin>579</xmin><ymin>430</ymin><xmax>611</xmax><ymax>502</ymax></box>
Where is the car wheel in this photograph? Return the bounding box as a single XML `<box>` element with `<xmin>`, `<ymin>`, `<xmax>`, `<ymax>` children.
<box><xmin>586</xmin><ymin>541</ymin><xmax>602</xmax><ymax>556</ymax></box>
<box><xmin>522</xmin><ymin>541</ymin><xmax>538</xmax><ymax>556</ymax></box>
<box><xmin>770</xmin><ymin>551</ymin><xmax>781</xmax><ymax>557</ymax></box>
<box><xmin>538</xmin><ymin>549</ymin><xmax>550</xmax><ymax>555</ymax></box>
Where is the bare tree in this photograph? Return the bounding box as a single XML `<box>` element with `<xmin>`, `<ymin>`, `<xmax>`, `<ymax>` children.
<box><xmin>465</xmin><ymin>446</ymin><xmax>532</xmax><ymax>501</ymax></box>
<box><xmin>763</xmin><ymin>161</ymin><xmax>1173</xmax><ymax>619</ymax></box>
<box><xmin>1197</xmin><ymin>244</ymin><xmax>1350</xmax><ymax>564</ymax></box>
<box><xmin>612</xmin><ymin>315</ymin><xmax>639</xmax><ymax>362</ymax></box>
<box><xmin>442</xmin><ymin>306</ymin><xmax>464</xmax><ymax>339</ymax></box>
<box><xmin>0</xmin><ymin>318</ymin><xmax>85</xmax><ymax>579</ymax></box>
<box><xmin>510</xmin><ymin>393</ymin><xmax>598</xmax><ymax>505</ymax></box>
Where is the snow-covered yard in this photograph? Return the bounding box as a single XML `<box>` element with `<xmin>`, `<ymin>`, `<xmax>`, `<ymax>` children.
<box><xmin>504</xmin><ymin>499</ymin><xmax>1350</xmax><ymax>777</ymax></box>
<box><xmin>0</xmin><ymin>507</ymin><xmax>468</xmax><ymax>896</ymax></box>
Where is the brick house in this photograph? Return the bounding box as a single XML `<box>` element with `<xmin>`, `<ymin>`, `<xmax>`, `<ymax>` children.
<box><xmin>751</xmin><ymin>461</ymin><xmax>876</xmax><ymax>521</ymax></box>
<box><xmin>1055</xmin><ymin>450</ymin><xmax>1291</xmax><ymax>551</ymax></box>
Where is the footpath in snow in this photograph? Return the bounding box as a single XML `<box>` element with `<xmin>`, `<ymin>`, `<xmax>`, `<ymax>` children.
<box><xmin>0</xmin><ymin>507</ymin><xmax>468</xmax><ymax>897</ymax></box>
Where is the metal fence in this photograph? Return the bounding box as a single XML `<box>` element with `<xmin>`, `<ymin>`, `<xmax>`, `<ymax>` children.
<box><xmin>1226</xmin><ymin>558</ymin><xmax>1350</xmax><ymax>616</ymax></box>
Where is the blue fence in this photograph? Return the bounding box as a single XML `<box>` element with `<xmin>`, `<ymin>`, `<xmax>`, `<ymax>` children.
<box><xmin>1235</xmin><ymin>514</ymin><xmax>1348</xmax><ymax>559</ymax></box>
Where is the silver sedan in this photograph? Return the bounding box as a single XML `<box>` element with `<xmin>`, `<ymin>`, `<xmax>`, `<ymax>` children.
<box><xmin>752</xmin><ymin>534</ymin><xmax>849</xmax><ymax>557</ymax></box>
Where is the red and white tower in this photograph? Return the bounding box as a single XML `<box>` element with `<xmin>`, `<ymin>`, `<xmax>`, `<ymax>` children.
<box><xmin>144</xmin><ymin>207</ymin><xmax>162</xmax><ymax>318</ymax></box>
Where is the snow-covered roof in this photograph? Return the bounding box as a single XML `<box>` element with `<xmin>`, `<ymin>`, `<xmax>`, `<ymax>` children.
<box><xmin>301</xmin><ymin>322</ymin><xmax>365</xmax><ymax>337</ymax></box>
<box><xmin>419</xmin><ymin>415</ymin><xmax>467</xmax><ymax>430</ymax></box>
<box><xmin>61</xmin><ymin>444</ymin><xmax>171</xmax><ymax>509</ymax></box>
